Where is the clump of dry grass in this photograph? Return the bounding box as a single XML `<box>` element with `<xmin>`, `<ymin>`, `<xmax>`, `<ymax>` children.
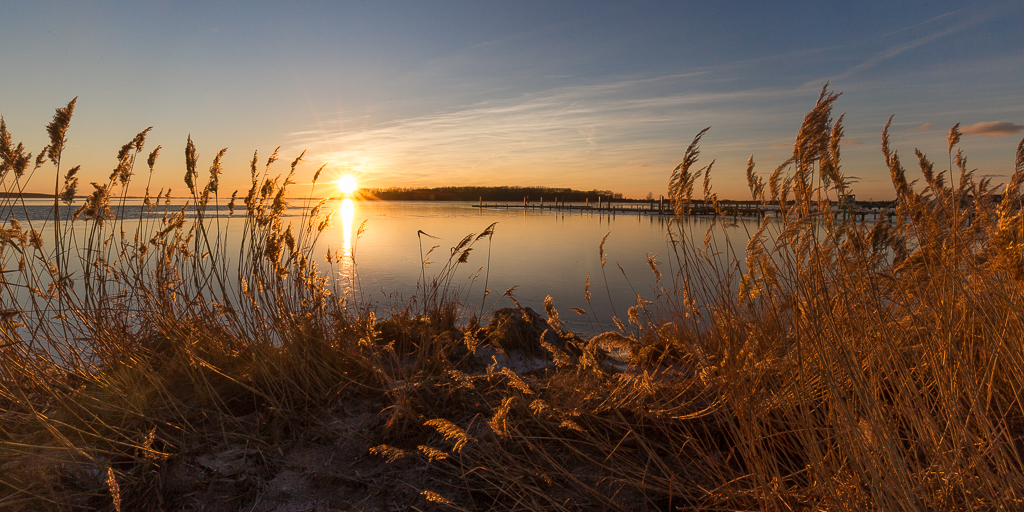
<box><xmin>623</xmin><ymin>85</ymin><xmax>1024</xmax><ymax>509</ymax></box>
<box><xmin>3</xmin><ymin>88</ymin><xmax>1024</xmax><ymax>511</ymax></box>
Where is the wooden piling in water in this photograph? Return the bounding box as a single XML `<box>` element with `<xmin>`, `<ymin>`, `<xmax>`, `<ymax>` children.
<box><xmin>473</xmin><ymin>198</ymin><xmax>895</xmax><ymax>221</ymax></box>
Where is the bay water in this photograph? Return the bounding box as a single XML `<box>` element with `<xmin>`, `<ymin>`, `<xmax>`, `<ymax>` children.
<box><xmin>6</xmin><ymin>198</ymin><xmax>760</xmax><ymax>335</ymax></box>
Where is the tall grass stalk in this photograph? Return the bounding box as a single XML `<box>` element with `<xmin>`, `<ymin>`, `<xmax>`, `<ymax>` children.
<box><xmin>2</xmin><ymin>90</ymin><xmax>1024</xmax><ymax>510</ymax></box>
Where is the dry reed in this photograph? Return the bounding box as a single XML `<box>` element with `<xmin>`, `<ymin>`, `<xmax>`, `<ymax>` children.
<box><xmin>2</xmin><ymin>88</ymin><xmax>1024</xmax><ymax>510</ymax></box>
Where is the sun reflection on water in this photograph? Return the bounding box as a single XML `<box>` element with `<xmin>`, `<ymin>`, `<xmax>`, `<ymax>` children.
<box><xmin>339</xmin><ymin>198</ymin><xmax>355</xmax><ymax>286</ymax></box>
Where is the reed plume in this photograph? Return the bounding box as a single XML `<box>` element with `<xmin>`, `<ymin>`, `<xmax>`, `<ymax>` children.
<box><xmin>3</xmin><ymin>91</ymin><xmax>1024</xmax><ymax>511</ymax></box>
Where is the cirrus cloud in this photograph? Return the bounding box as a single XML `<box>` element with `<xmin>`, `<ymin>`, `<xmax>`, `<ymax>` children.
<box><xmin>961</xmin><ymin>121</ymin><xmax>1024</xmax><ymax>136</ymax></box>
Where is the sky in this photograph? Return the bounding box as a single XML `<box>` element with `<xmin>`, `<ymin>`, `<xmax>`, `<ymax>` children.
<box><xmin>1</xmin><ymin>1</ymin><xmax>1022</xmax><ymax>200</ymax></box>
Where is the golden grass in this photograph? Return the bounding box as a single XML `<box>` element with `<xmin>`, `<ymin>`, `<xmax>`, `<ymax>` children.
<box><xmin>1</xmin><ymin>86</ymin><xmax>1024</xmax><ymax>510</ymax></box>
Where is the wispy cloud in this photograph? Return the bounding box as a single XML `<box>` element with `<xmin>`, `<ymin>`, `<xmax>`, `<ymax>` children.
<box><xmin>834</xmin><ymin>7</ymin><xmax>994</xmax><ymax>80</ymax></box>
<box><xmin>917</xmin><ymin>122</ymin><xmax>933</xmax><ymax>131</ymax></box>
<box><xmin>961</xmin><ymin>121</ymin><xmax>1024</xmax><ymax>136</ymax></box>
<box><xmin>290</xmin><ymin>76</ymin><xmax>818</xmax><ymax>192</ymax></box>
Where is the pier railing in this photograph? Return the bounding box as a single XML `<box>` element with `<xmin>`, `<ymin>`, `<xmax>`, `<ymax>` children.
<box><xmin>472</xmin><ymin>197</ymin><xmax>896</xmax><ymax>221</ymax></box>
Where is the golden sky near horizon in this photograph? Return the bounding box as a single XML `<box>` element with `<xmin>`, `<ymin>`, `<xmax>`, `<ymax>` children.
<box><xmin>2</xmin><ymin>1</ymin><xmax>1022</xmax><ymax>201</ymax></box>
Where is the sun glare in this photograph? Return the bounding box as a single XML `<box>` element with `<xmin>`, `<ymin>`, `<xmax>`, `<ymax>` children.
<box><xmin>336</xmin><ymin>175</ymin><xmax>359</xmax><ymax>197</ymax></box>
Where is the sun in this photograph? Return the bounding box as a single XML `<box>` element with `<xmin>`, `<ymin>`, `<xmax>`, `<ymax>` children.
<box><xmin>335</xmin><ymin>175</ymin><xmax>359</xmax><ymax>197</ymax></box>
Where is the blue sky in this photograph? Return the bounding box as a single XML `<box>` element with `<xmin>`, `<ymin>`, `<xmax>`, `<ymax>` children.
<box><xmin>1</xmin><ymin>1</ymin><xmax>1022</xmax><ymax>199</ymax></box>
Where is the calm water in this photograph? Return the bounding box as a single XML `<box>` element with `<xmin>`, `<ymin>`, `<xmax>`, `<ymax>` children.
<box><xmin>8</xmin><ymin>198</ymin><xmax>759</xmax><ymax>334</ymax></box>
<box><xmin>325</xmin><ymin>200</ymin><xmax>675</xmax><ymax>332</ymax></box>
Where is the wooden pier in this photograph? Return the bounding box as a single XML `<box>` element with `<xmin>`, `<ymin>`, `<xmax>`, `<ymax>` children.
<box><xmin>471</xmin><ymin>197</ymin><xmax>895</xmax><ymax>221</ymax></box>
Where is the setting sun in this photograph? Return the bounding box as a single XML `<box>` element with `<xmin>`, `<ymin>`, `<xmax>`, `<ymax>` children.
<box><xmin>335</xmin><ymin>175</ymin><xmax>359</xmax><ymax>197</ymax></box>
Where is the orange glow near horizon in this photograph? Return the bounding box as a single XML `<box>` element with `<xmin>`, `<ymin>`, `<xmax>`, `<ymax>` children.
<box><xmin>338</xmin><ymin>197</ymin><xmax>355</xmax><ymax>287</ymax></box>
<box><xmin>335</xmin><ymin>175</ymin><xmax>359</xmax><ymax>197</ymax></box>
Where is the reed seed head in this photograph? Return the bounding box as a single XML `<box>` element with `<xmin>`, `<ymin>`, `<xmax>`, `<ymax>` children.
<box><xmin>0</xmin><ymin>119</ymin><xmax>32</xmax><ymax>178</ymax></box>
<box><xmin>45</xmin><ymin>97</ymin><xmax>76</xmax><ymax>165</ymax></box>
<box><xmin>184</xmin><ymin>136</ymin><xmax>198</xmax><ymax>194</ymax></box>
<box><xmin>207</xmin><ymin>148</ymin><xmax>227</xmax><ymax>193</ymax></box>
<box><xmin>948</xmin><ymin>123</ymin><xmax>962</xmax><ymax>153</ymax></box>
<box><xmin>147</xmin><ymin>145</ymin><xmax>161</xmax><ymax>172</ymax></box>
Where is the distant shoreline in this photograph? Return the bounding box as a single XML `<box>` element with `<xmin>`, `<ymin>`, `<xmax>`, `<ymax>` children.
<box><xmin>359</xmin><ymin>185</ymin><xmax>634</xmax><ymax>202</ymax></box>
<box><xmin>0</xmin><ymin>192</ymin><xmax>55</xmax><ymax>199</ymax></box>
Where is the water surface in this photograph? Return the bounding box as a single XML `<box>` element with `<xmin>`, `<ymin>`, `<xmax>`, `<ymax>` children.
<box><xmin>8</xmin><ymin>198</ymin><xmax>760</xmax><ymax>334</ymax></box>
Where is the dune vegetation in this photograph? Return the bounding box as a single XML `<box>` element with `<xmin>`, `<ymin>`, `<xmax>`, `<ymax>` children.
<box><xmin>2</xmin><ymin>87</ymin><xmax>1024</xmax><ymax>510</ymax></box>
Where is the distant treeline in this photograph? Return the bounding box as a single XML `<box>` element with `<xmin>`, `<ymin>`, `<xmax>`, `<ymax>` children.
<box><xmin>364</xmin><ymin>186</ymin><xmax>626</xmax><ymax>202</ymax></box>
<box><xmin>0</xmin><ymin>192</ymin><xmax>53</xmax><ymax>199</ymax></box>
